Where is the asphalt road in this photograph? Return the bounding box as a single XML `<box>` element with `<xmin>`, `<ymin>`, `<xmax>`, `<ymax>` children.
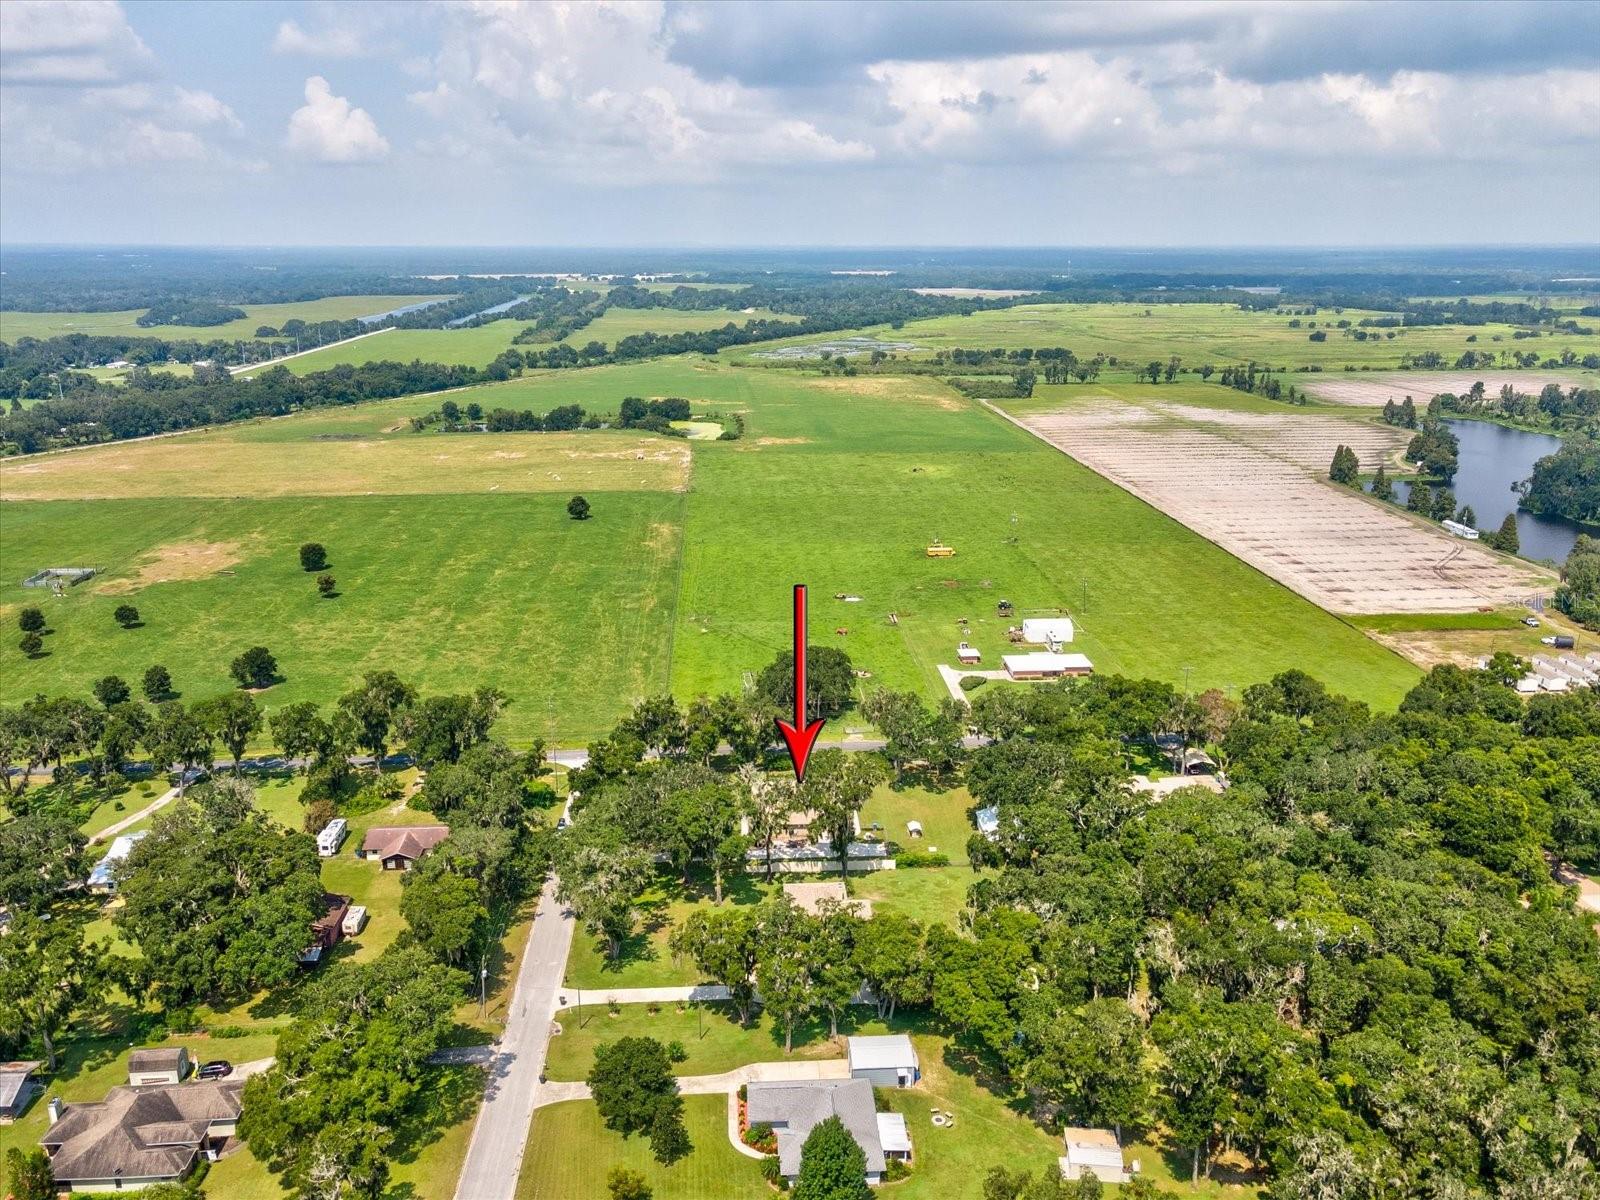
<box><xmin>452</xmin><ymin>873</ymin><xmax>575</xmax><ymax>1200</ymax></box>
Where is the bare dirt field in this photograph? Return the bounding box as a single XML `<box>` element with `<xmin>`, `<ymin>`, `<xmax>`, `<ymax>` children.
<box><xmin>1005</xmin><ymin>399</ymin><xmax>1554</xmax><ymax>614</ymax></box>
<box><xmin>1304</xmin><ymin>371</ymin><xmax>1593</xmax><ymax>407</ymax></box>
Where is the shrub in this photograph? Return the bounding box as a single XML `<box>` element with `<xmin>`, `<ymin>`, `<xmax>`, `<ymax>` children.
<box><xmin>959</xmin><ymin>675</ymin><xmax>987</xmax><ymax>692</ymax></box>
<box><xmin>761</xmin><ymin>1156</ymin><xmax>782</xmax><ymax>1184</ymax></box>
<box><xmin>896</xmin><ymin>850</ymin><xmax>951</xmax><ymax>869</ymax></box>
<box><xmin>114</xmin><ymin>603</ymin><xmax>142</xmax><ymax>628</ymax></box>
<box><xmin>884</xmin><ymin>1158</ymin><xmax>911</xmax><ymax>1182</ymax></box>
<box><xmin>299</xmin><ymin>542</ymin><xmax>328</xmax><ymax>572</ymax></box>
<box><xmin>744</xmin><ymin>1122</ymin><xmax>777</xmax><ymax>1153</ymax></box>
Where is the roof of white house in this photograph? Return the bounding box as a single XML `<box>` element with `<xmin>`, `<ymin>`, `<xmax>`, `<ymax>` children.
<box><xmin>877</xmin><ymin>1112</ymin><xmax>912</xmax><ymax>1155</ymax></box>
<box><xmin>848</xmin><ymin>1034</ymin><xmax>918</xmax><ymax>1072</ymax></box>
<box><xmin>87</xmin><ymin>831</ymin><xmax>148</xmax><ymax>888</ymax></box>
<box><xmin>975</xmin><ymin>805</ymin><xmax>999</xmax><ymax>834</ymax></box>
<box><xmin>1003</xmin><ymin>652</ymin><xmax>1094</xmax><ymax>674</ymax></box>
<box><xmin>1021</xmin><ymin>617</ymin><xmax>1074</xmax><ymax>643</ymax></box>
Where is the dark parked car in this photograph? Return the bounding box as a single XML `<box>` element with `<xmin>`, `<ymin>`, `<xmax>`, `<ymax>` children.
<box><xmin>195</xmin><ymin>1060</ymin><xmax>231</xmax><ymax>1081</ymax></box>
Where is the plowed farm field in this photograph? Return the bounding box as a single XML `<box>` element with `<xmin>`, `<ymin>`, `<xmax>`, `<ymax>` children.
<box><xmin>1002</xmin><ymin>398</ymin><xmax>1554</xmax><ymax>614</ymax></box>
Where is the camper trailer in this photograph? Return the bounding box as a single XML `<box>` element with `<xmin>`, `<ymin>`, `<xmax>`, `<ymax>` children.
<box><xmin>316</xmin><ymin>818</ymin><xmax>348</xmax><ymax>858</ymax></box>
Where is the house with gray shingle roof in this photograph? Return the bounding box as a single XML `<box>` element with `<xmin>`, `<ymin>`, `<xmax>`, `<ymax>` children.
<box><xmin>0</xmin><ymin>1061</ymin><xmax>43</xmax><ymax>1123</ymax></box>
<box><xmin>745</xmin><ymin>1077</ymin><xmax>910</xmax><ymax>1185</ymax></box>
<box><xmin>39</xmin><ymin>1078</ymin><xmax>243</xmax><ymax>1191</ymax></box>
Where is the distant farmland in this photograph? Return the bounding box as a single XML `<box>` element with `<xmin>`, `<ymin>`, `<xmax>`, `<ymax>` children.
<box><xmin>0</xmin><ymin>295</ymin><xmax>450</xmax><ymax>342</ymax></box>
<box><xmin>1</xmin><ymin>352</ymin><xmax>1419</xmax><ymax>744</ymax></box>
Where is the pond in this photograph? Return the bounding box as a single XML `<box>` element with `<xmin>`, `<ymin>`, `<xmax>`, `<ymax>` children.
<box><xmin>446</xmin><ymin>294</ymin><xmax>532</xmax><ymax>327</ymax></box>
<box><xmin>357</xmin><ymin>298</ymin><xmax>450</xmax><ymax>324</ymax></box>
<box><xmin>1375</xmin><ymin>419</ymin><xmax>1591</xmax><ymax>564</ymax></box>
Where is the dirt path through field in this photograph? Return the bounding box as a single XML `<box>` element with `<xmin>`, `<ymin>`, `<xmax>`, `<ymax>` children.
<box><xmin>999</xmin><ymin>397</ymin><xmax>1553</xmax><ymax>614</ymax></box>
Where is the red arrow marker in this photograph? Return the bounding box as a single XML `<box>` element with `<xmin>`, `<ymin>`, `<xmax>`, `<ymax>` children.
<box><xmin>775</xmin><ymin>583</ymin><xmax>825</xmax><ymax>782</ymax></box>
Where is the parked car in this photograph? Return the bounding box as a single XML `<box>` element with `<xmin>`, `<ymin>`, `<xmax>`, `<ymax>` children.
<box><xmin>195</xmin><ymin>1060</ymin><xmax>231</xmax><ymax>1081</ymax></box>
<box><xmin>1524</xmin><ymin>617</ymin><xmax>1541</xmax><ymax>628</ymax></box>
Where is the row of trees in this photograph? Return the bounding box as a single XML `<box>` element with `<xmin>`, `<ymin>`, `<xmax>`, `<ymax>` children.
<box><xmin>1437</xmin><ymin>381</ymin><xmax>1600</xmax><ymax>431</ymax></box>
<box><xmin>1556</xmin><ymin>535</ymin><xmax>1600</xmax><ymax>630</ymax></box>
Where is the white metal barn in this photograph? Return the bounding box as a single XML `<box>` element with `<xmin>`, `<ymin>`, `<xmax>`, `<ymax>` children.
<box><xmin>847</xmin><ymin>1034</ymin><xmax>920</xmax><ymax>1087</ymax></box>
<box><xmin>1060</xmin><ymin>1127</ymin><xmax>1129</xmax><ymax>1183</ymax></box>
<box><xmin>1021</xmin><ymin>617</ymin><xmax>1074</xmax><ymax>645</ymax></box>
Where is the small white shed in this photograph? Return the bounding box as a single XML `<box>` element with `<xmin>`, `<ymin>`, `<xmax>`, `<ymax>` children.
<box><xmin>905</xmin><ymin>820</ymin><xmax>923</xmax><ymax>838</ymax></box>
<box><xmin>956</xmin><ymin>642</ymin><xmax>981</xmax><ymax>664</ymax></box>
<box><xmin>1060</xmin><ymin>1127</ymin><xmax>1128</xmax><ymax>1183</ymax></box>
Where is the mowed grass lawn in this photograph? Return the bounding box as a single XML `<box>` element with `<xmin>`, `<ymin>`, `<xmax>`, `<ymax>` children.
<box><xmin>519</xmin><ymin>1095</ymin><xmax>762</xmax><ymax>1200</ymax></box>
<box><xmin>544</xmin><ymin>1002</ymin><xmax>912</xmax><ymax>1081</ymax></box>
<box><xmin>0</xmin><ymin>295</ymin><xmax>449</xmax><ymax>342</ymax></box>
<box><xmin>520</xmin><ymin>1029</ymin><xmax>1071</xmax><ymax>1200</ymax></box>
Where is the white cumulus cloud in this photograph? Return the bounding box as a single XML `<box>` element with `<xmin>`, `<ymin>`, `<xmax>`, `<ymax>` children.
<box><xmin>0</xmin><ymin>0</ymin><xmax>154</xmax><ymax>86</ymax></box>
<box><xmin>285</xmin><ymin>75</ymin><xmax>390</xmax><ymax>163</ymax></box>
<box><xmin>272</xmin><ymin>19</ymin><xmax>369</xmax><ymax>59</ymax></box>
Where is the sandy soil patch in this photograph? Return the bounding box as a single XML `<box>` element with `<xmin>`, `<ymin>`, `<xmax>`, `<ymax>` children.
<box><xmin>1304</xmin><ymin>371</ymin><xmax>1592</xmax><ymax>407</ymax></box>
<box><xmin>745</xmin><ymin>436</ymin><xmax>813</xmax><ymax>448</ymax></box>
<box><xmin>671</xmin><ymin>421</ymin><xmax>724</xmax><ymax>441</ymax></box>
<box><xmin>100</xmin><ymin>540</ymin><xmax>246</xmax><ymax>594</ymax></box>
<box><xmin>0</xmin><ymin>432</ymin><xmax>690</xmax><ymax>499</ymax></box>
<box><xmin>811</xmin><ymin>376</ymin><xmax>964</xmax><ymax>410</ymax></box>
<box><xmin>1007</xmin><ymin>399</ymin><xmax>1553</xmax><ymax>614</ymax></box>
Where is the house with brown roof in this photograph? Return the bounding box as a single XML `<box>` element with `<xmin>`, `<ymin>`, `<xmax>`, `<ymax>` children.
<box><xmin>39</xmin><ymin>1078</ymin><xmax>243</xmax><ymax>1192</ymax></box>
<box><xmin>0</xmin><ymin>1061</ymin><xmax>43</xmax><ymax>1123</ymax></box>
<box><xmin>300</xmin><ymin>893</ymin><xmax>352</xmax><ymax>965</ymax></box>
<box><xmin>358</xmin><ymin>825</ymin><xmax>450</xmax><ymax>870</ymax></box>
<box><xmin>127</xmin><ymin>1047</ymin><xmax>189</xmax><ymax>1087</ymax></box>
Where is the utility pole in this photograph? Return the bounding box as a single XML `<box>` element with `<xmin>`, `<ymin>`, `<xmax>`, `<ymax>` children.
<box><xmin>479</xmin><ymin>965</ymin><xmax>488</xmax><ymax>1018</ymax></box>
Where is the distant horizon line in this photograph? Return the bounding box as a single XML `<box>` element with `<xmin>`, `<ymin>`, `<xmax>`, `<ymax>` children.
<box><xmin>3</xmin><ymin>241</ymin><xmax>1598</xmax><ymax>253</ymax></box>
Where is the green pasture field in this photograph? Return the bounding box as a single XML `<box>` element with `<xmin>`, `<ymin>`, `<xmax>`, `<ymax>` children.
<box><xmin>729</xmin><ymin>300</ymin><xmax>1600</xmax><ymax>372</ymax></box>
<box><xmin>277</xmin><ymin>307</ymin><xmax>797</xmax><ymax>374</ymax></box>
<box><xmin>0</xmin><ymin>492</ymin><xmax>683</xmax><ymax>742</ymax></box>
<box><xmin>3</xmin><ymin>353</ymin><xmax>1417</xmax><ymax>746</ymax></box>
<box><xmin>0</xmin><ymin>295</ymin><xmax>449</xmax><ymax>343</ymax></box>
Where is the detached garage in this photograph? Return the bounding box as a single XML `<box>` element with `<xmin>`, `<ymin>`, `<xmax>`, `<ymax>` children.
<box><xmin>128</xmin><ymin>1047</ymin><xmax>190</xmax><ymax>1087</ymax></box>
<box><xmin>847</xmin><ymin>1035</ymin><xmax>920</xmax><ymax>1088</ymax></box>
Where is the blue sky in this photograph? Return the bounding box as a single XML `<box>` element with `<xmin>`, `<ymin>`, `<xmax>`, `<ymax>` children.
<box><xmin>1</xmin><ymin>0</ymin><xmax>1597</xmax><ymax>247</ymax></box>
